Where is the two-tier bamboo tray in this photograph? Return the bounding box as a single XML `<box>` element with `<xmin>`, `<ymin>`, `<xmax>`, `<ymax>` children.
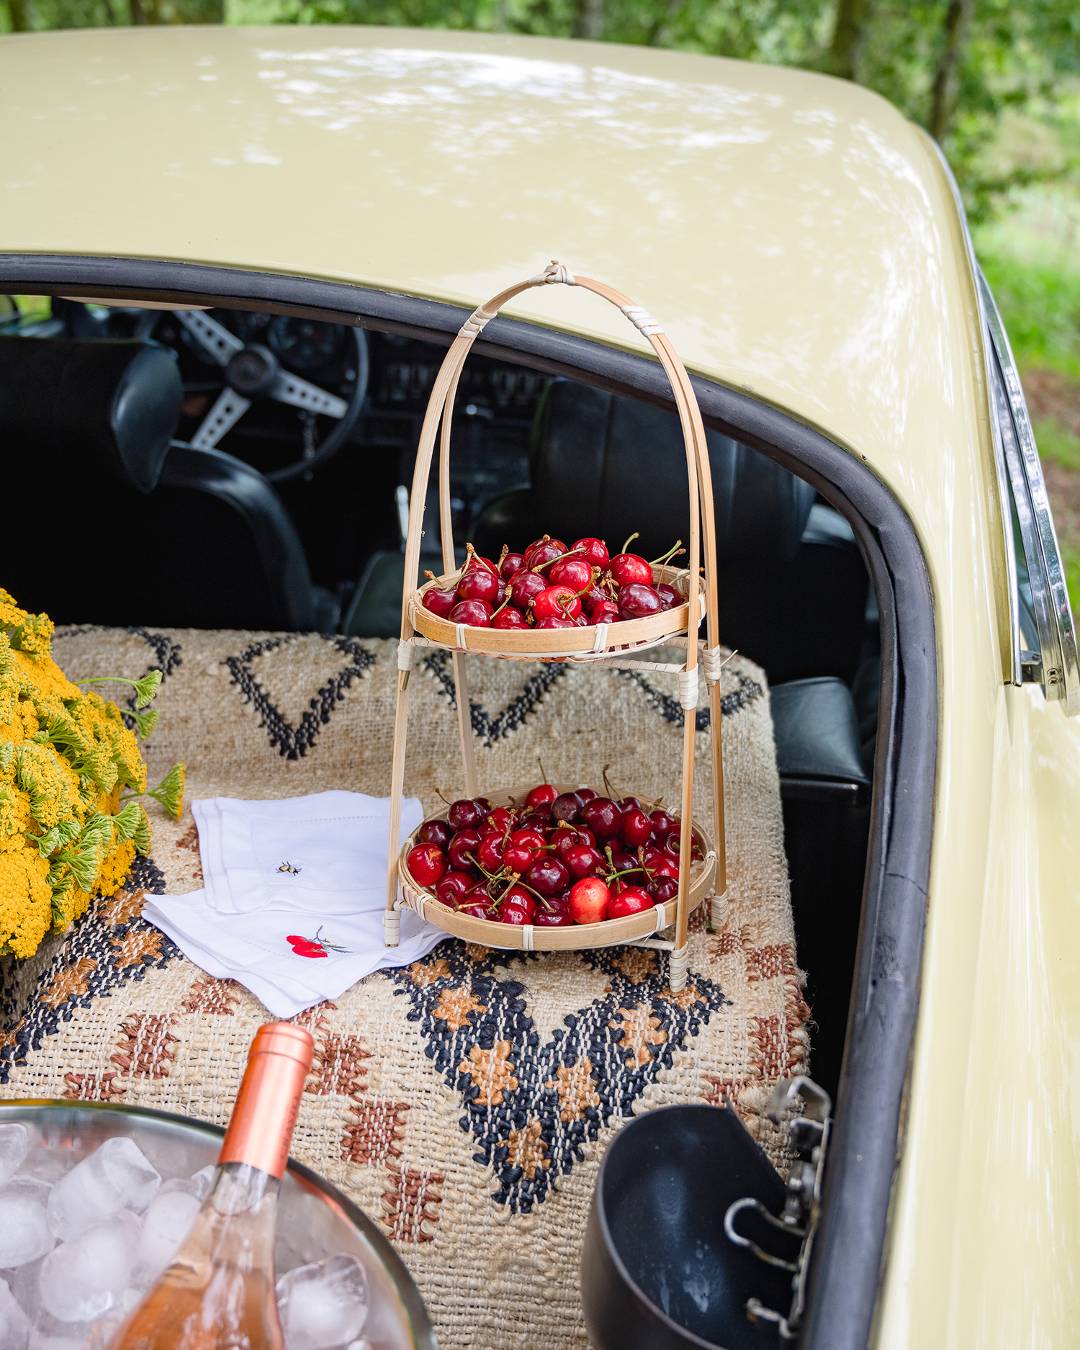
<box><xmin>384</xmin><ymin>261</ymin><xmax>727</xmax><ymax>991</ymax></box>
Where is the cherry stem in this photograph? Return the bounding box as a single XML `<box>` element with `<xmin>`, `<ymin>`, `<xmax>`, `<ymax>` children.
<box><xmin>650</xmin><ymin>539</ymin><xmax>685</xmax><ymax>568</ymax></box>
<box><xmin>537</xmin><ymin>758</ymin><xmax>548</xmax><ymax>785</ymax></box>
<box><xmin>619</xmin><ymin>531</ymin><xmax>640</xmax><ymax>556</ymax></box>
<box><xmin>464</xmin><ymin>542</ymin><xmax>498</xmax><ymax>575</ymax></box>
<box><xmin>536</xmin><ymin>545</ymin><xmax>586</xmax><ymax>572</ymax></box>
<box><xmin>602</xmin><ymin>766</ymin><xmax>625</xmax><ymax>802</ymax></box>
<box><xmin>434</xmin><ymin>788</ymin><xmax>452</xmax><ymax>807</ymax></box>
<box><xmin>604</xmin><ymin>865</ymin><xmax>647</xmax><ymax>883</ymax></box>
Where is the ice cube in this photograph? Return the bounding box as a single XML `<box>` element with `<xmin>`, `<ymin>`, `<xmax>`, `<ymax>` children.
<box><xmin>135</xmin><ymin>1184</ymin><xmax>201</xmax><ymax>1279</ymax></box>
<box><xmin>38</xmin><ymin>1212</ymin><xmax>140</xmax><ymax>1324</ymax></box>
<box><xmin>276</xmin><ymin>1254</ymin><xmax>369</xmax><ymax>1350</ymax></box>
<box><xmin>19</xmin><ymin>1148</ymin><xmax>74</xmax><ymax>1186</ymax></box>
<box><xmin>0</xmin><ymin>1277</ymin><xmax>31</xmax><ymax>1350</ymax></box>
<box><xmin>188</xmin><ymin>1165</ymin><xmax>215</xmax><ymax>1201</ymax></box>
<box><xmin>0</xmin><ymin>1181</ymin><xmax>54</xmax><ymax>1268</ymax></box>
<box><xmin>47</xmin><ymin>1137</ymin><xmax>160</xmax><ymax>1241</ymax></box>
<box><xmin>0</xmin><ymin>1126</ymin><xmax>30</xmax><ymax>1187</ymax></box>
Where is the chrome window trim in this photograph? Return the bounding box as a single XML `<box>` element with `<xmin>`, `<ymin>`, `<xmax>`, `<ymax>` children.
<box><xmin>926</xmin><ymin>140</ymin><xmax>1023</xmax><ymax>685</ymax></box>
<box><xmin>980</xmin><ymin>277</ymin><xmax>1080</xmax><ymax>715</ymax></box>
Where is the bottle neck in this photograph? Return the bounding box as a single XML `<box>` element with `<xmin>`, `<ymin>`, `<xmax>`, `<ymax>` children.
<box><xmin>218</xmin><ymin>1023</ymin><xmax>312</xmax><ymax>1180</ymax></box>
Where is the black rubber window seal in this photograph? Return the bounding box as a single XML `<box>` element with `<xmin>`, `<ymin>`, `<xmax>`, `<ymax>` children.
<box><xmin>0</xmin><ymin>254</ymin><xmax>938</xmax><ymax>1349</ymax></box>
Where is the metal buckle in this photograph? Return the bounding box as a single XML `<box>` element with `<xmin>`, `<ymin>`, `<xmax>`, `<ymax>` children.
<box><xmin>724</xmin><ymin>1075</ymin><xmax>832</xmax><ymax>1340</ymax></box>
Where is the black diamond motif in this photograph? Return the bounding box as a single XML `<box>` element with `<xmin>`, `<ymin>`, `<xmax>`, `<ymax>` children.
<box><xmin>386</xmin><ymin>943</ymin><xmax>729</xmax><ymax>1213</ymax></box>
<box><xmin>225</xmin><ymin>634</ymin><xmax>375</xmax><ymax>759</ymax></box>
<box><xmin>55</xmin><ymin>624</ymin><xmax>183</xmax><ymax>732</ymax></box>
<box><xmin>422</xmin><ymin>652</ymin><xmax>568</xmax><ymax>747</ymax></box>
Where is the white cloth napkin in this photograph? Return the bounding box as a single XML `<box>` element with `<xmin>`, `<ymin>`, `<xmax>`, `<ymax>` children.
<box><xmin>143</xmin><ymin>791</ymin><xmax>443</xmax><ymax>1018</ymax></box>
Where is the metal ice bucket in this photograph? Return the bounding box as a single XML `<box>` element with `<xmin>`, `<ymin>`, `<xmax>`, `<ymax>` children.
<box><xmin>0</xmin><ymin>1099</ymin><xmax>437</xmax><ymax>1349</ymax></box>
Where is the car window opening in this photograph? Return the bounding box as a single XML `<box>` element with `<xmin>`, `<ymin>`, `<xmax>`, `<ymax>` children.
<box><xmin>0</xmin><ymin>288</ymin><xmax>917</xmax><ymax>1350</ymax></box>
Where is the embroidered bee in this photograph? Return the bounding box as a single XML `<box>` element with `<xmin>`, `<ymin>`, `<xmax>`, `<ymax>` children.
<box><xmin>276</xmin><ymin>860</ymin><xmax>302</xmax><ymax>875</ymax></box>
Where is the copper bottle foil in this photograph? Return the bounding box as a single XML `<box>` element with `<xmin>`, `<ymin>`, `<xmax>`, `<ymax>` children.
<box><xmin>219</xmin><ymin>1022</ymin><xmax>314</xmax><ymax>1178</ymax></box>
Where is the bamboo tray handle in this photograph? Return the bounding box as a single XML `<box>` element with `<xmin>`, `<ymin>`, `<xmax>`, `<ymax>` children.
<box><xmin>387</xmin><ymin>261</ymin><xmax>725</xmax><ymax>981</ymax></box>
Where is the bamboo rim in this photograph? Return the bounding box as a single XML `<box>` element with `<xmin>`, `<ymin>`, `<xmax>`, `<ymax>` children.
<box><xmin>397</xmin><ymin>809</ymin><xmax>716</xmax><ymax>953</ymax></box>
<box><xmin>410</xmin><ymin>562</ymin><xmax>705</xmax><ymax>660</ymax></box>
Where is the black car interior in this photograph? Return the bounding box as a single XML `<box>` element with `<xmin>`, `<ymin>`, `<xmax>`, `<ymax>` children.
<box><xmin>0</xmin><ymin>302</ymin><xmax>878</xmax><ymax>1096</ymax></box>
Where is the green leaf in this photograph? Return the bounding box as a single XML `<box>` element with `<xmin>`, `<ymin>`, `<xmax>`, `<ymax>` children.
<box><xmin>57</xmin><ymin>843</ymin><xmax>99</xmax><ymax>893</ymax></box>
<box><xmin>0</xmin><ymin>742</ymin><xmax>15</xmax><ymax>770</ymax></box>
<box><xmin>111</xmin><ymin>801</ymin><xmax>143</xmax><ymax>845</ymax></box>
<box><xmin>133</xmin><ymin>670</ymin><xmax>163</xmax><ymax>710</ymax></box>
<box><xmin>79</xmin><ymin>813</ymin><xmax>114</xmax><ymax>852</ymax></box>
<box><xmin>132</xmin><ymin>803</ymin><xmax>152</xmax><ymax>856</ymax></box>
<box><xmin>131</xmin><ymin>707</ymin><xmax>159</xmax><ymax>740</ymax></box>
<box><xmin>148</xmin><ymin>762</ymin><xmax>185</xmax><ymax>821</ymax></box>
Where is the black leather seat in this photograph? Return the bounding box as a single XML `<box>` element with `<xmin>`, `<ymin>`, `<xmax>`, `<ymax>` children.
<box><xmin>0</xmin><ymin>337</ymin><xmax>337</xmax><ymax>631</ymax></box>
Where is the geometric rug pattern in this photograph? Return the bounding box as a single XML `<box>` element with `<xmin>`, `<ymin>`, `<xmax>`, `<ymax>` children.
<box><xmin>0</xmin><ymin>628</ymin><xmax>808</xmax><ymax>1349</ymax></box>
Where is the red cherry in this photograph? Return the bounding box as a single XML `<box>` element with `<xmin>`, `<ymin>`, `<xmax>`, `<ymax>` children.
<box><xmin>569</xmin><ymin>876</ymin><xmax>610</xmax><ymax>924</ymax></box>
<box><xmin>589</xmin><ymin>600</ymin><xmax>620</xmax><ymax>626</ymax></box>
<box><xmin>656</xmin><ymin>583</ymin><xmax>681</xmax><ymax>611</ymax></box>
<box><xmin>457</xmin><ymin>899</ymin><xmax>490</xmax><ymax>921</ymax></box>
<box><xmin>524</xmin><ymin>855</ymin><xmax>570</xmax><ymax>896</ymax></box>
<box><xmin>550</xmin><ymin>791</ymin><xmax>583</xmax><ymax>824</ymax></box>
<box><xmin>608</xmin><ymin>552</ymin><xmax>652</xmax><ymax>588</ymax></box>
<box><xmin>523</xmin><ymin>536</ymin><xmax>568</xmax><ymax>570</ymax></box>
<box><xmin>486</xmin><ymin>806</ymin><xmax>514</xmax><ymax>833</ymax></box>
<box><xmin>449</xmin><ymin>599</ymin><xmax>493</xmax><ymax>627</ymax></box>
<box><xmin>572</xmin><ymin>537</ymin><xmax>610</xmax><ymax>569</ymax></box>
<box><xmin>533</xmin><ymin>897</ymin><xmax>575</xmax><ymax>927</ymax></box>
<box><xmin>435</xmin><ymin>870</ymin><xmax>473</xmax><ymax>906</ymax></box>
<box><xmin>533</xmin><ymin>585</ymin><xmax>582</xmax><ymax>621</ymax></box>
<box><xmin>492</xmin><ymin>606</ymin><xmax>530</xmax><ymax>630</ymax></box>
<box><xmin>535</xmin><ymin>616</ymin><xmax>577</xmax><ymax>629</ymax></box>
<box><xmin>407</xmin><ymin>843</ymin><xmax>446</xmax><ymax>888</ymax></box>
<box><xmin>650</xmin><ymin>876</ymin><xmax>679</xmax><ymax>904</ymax></box>
<box><xmin>608</xmin><ymin>886</ymin><xmax>653</xmax><ymax>919</ymax></box>
<box><xmin>621</xmin><ymin>807</ymin><xmax>652</xmax><ymax>847</ymax></box>
<box><xmin>618</xmin><ymin>584</ymin><xmax>663</xmax><ymax>620</ymax></box>
<box><xmin>577</xmin><ymin>788</ymin><xmax>598</xmax><ymax>803</ymax></box>
<box><xmin>504</xmin><ymin>828</ymin><xmax>545</xmax><ymax>872</ymax></box>
<box><xmin>476</xmin><ymin>832</ymin><xmax>506</xmax><ymax>873</ymax></box>
<box><xmin>649</xmin><ymin>810</ymin><xmax>676</xmax><ymax>839</ymax></box>
<box><xmin>422</xmin><ymin>587</ymin><xmax>458</xmax><ymax>619</ymax></box>
<box><xmin>552</xmin><ymin>824</ymin><xmax>595</xmax><ymax>858</ymax></box>
<box><xmin>500</xmin><ymin>551</ymin><xmax>526</xmax><ymax>580</ymax></box>
<box><xmin>418</xmin><ymin>819</ymin><xmax>451</xmax><ymax>849</ymax></box>
<box><xmin>447</xmin><ymin>828</ymin><xmax>483</xmax><ymax>871</ymax></box>
<box><xmin>525</xmin><ymin>783</ymin><xmax>557</xmax><ymax>811</ymax></box>
<box><xmin>499</xmin><ymin>902</ymin><xmax>532</xmax><ymax>926</ymax></box>
<box><xmin>565</xmin><ymin>843</ymin><xmax>604</xmax><ymax>878</ymax></box>
<box><xmin>519</xmin><ymin>811</ymin><xmax>551</xmax><ymax>832</ymax></box>
<box><xmin>448</xmin><ymin>799</ymin><xmax>486</xmax><ymax>831</ymax></box>
<box><xmin>607</xmin><ymin>848</ymin><xmax>639</xmax><ymax>875</ymax></box>
<box><xmin>581</xmin><ymin>797</ymin><xmax>622</xmax><ymax>839</ymax></box>
<box><xmin>457</xmin><ymin>567</ymin><xmax>502</xmax><ymax>605</ymax></box>
<box><xmin>548</xmin><ymin>557</ymin><xmax>593</xmax><ymax>590</ymax></box>
<box><xmin>509</xmin><ymin>570</ymin><xmax>548</xmax><ymax>609</ymax></box>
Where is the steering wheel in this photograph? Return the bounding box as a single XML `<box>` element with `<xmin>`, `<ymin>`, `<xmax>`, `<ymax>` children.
<box><xmin>140</xmin><ymin>309</ymin><xmax>369</xmax><ymax>484</ymax></box>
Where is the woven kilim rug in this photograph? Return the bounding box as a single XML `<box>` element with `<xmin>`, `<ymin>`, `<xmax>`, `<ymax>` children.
<box><xmin>0</xmin><ymin>628</ymin><xmax>808</xmax><ymax>1349</ymax></box>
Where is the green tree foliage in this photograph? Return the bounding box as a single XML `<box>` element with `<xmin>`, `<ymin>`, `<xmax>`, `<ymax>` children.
<box><xmin>1</xmin><ymin>0</ymin><xmax>1076</xmax><ymax>220</ymax></box>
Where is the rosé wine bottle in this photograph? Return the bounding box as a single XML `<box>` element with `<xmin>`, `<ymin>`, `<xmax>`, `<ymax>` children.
<box><xmin>109</xmin><ymin>1022</ymin><xmax>313</xmax><ymax>1349</ymax></box>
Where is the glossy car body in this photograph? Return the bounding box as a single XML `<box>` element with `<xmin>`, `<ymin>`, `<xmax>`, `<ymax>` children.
<box><xmin>2</xmin><ymin>26</ymin><xmax>1078</xmax><ymax>1348</ymax></box>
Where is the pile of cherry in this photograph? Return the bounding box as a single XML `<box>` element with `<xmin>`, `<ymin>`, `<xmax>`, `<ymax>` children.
<box><xmin>405</xmin><ymin>779</ymin><xmax>701</xmax><ymax>927</ymax></box>
<box><xmin>420</xmin><ymin>532</ymin><xmax>685</xmax><ymax>630</ymax></box>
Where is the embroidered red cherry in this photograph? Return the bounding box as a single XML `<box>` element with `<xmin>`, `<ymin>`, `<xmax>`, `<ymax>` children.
<box><xmin>285</xmin><ymin>935</ymin><xmax>328</xmax><ymax>958</ymax></box>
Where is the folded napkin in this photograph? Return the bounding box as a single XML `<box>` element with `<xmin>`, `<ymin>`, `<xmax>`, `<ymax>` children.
<box><xmin>144</xmin><ymin>791</ymin><xmax>443</xmax><ymax>1017</ymax></box>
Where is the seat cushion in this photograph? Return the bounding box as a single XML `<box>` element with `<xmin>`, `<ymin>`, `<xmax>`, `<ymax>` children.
<box><xmin>770</xmin><ymin>677</ymin><xmax>870</xmax><ymax>801</ymax></box>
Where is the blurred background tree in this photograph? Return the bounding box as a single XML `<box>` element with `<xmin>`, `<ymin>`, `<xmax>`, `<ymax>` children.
<box><xmin>2</xmin><ymin>0</ymin><xmax>1078</xmax><ymax>599</ymax></box>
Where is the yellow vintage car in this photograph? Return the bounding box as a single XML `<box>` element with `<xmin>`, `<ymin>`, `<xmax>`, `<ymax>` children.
<box><xmin>0</xmin><ymin>24</ymin><xmax>1077</xmax><ymax>1350</ymax></box>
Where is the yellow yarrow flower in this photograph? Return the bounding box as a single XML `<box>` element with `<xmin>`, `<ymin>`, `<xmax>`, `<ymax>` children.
<box><xmin>0</xmin><ymin>589</ymin><xmax>184</xmax><ymax>958</ymax></box>
<box><xmin>0</xmin><ymin>849</ymin><xmax>52</xmax><ymax>958</ymax></box>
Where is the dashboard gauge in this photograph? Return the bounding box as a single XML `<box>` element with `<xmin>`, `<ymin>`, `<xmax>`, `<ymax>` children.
<box><xmin>268</xmin><ymin>315</ymin><xmax>343</xmax><ymax>371</ymax></box>
<box><xmin>230</xmin><ymin>311</ymin><xmax>271</xmax><ymax>342</ymax></box>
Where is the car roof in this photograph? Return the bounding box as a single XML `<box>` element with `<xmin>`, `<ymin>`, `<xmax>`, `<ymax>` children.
<box><xmin>1</xmin><ymin>26</ymin><xmax>988</xmax><ymax>481</ymax></box>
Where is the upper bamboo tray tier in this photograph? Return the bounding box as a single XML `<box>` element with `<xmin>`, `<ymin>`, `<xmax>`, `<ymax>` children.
<box><xmin>409</xmin><ymin>563</ymin><xmax>705</xmax><ymax>662</ymax></box>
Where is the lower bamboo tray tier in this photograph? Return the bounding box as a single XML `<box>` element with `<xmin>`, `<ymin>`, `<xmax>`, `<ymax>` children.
<box><xmin>397</xmin><ymin>810</ymin><xmax>717</xmax><ymax>953</ymax></box>
<box><xmin>409</xmin><ymin>563</ymin><xmax>705</xmax><ymax>661</ymax></box>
